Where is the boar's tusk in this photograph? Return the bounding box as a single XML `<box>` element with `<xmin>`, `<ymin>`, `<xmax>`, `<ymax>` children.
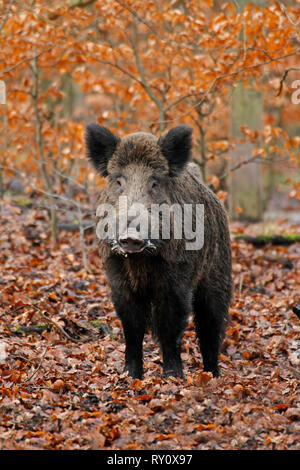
<box><xmin>110</xmin><ymin>239</ymin><xmax>128</xmax><ymax>257</ymax></box>
<box><xmin>146</xmin><ymin>240</ymin><xmax>157</xmax><ymax>251</ymax></box>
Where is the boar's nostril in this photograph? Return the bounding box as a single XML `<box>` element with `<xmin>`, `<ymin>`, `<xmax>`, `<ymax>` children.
<box><xmin>118</xmin><ymin>236</ymin><xmax>145</xmax><ymax>253</ymax></box>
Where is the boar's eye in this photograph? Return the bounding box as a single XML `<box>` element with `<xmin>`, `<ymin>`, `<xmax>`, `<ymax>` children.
<box><xmin>149</xmin><ymin>179</ymin><xmax>159</xmax><ymax>193</ymax></box>
<box><xmin>110</xmin><ymin>174</ymin><xmax>125</xmax><ymax>191</ymax></box>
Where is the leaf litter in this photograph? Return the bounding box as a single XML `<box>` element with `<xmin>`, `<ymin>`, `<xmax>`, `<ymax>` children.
<box><xmin>0</xmin><ymin>204</ymin><xmax>299</xmax><ymax>450</ymax></box>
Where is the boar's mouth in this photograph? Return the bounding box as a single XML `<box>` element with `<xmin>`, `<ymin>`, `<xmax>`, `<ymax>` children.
<box><xmin>109</xmin><ymin>238</ymin><xmax>157</xmax><ymax>257</ymax></box>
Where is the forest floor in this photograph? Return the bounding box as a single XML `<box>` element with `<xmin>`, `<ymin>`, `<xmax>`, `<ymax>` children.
<box><xmin>0</xmin><ymin>200</ymin><xmax>299</xmax><ymax>450</ymax></box>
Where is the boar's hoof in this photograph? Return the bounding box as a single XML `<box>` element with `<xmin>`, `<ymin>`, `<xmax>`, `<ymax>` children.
<box><xmin>124</xmin><ymin>364</ymin><xmax>143</xmax><ymax>380</ymax></box>
<box><xmin>162</xmin><ymin>368</ymin><xmax>184</xmax><ymax>379</ymax></box>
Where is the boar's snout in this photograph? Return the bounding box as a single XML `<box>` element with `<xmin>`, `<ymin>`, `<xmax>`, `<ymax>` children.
<box><xmin>118</xmin><ymin>235</ymin><xmax>145</xmax><ymax>254</ymax></box>
<box><xmin>109</xmin><ymin>229</ymin><xmax>157</xmax><ymax>257</ymax></box>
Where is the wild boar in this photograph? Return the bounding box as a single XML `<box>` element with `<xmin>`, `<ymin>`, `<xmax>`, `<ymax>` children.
<box><xmin>85</xmin><ymin>124</ymin><xmax>232</xmax><ymax>379</ymax></box>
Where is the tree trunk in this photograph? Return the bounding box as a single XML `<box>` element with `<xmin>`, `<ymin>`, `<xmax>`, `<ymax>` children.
<box><xmin>228</xmin><ymin>0</ymin><xmax>265</xmax><ymax>221</ymax></box>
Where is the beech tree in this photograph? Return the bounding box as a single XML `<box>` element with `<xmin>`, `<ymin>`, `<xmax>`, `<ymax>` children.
<box><xmin>0</xmin><ymin>0</ymin><xmax>299</xmax><ymax>222</ymax></box>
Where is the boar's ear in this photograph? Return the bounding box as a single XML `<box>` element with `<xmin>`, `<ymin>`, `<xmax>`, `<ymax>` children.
<box><xmin>85</xmin><ymin>123</ymin><xmax>120</xmax><ymax>176</ymax></box>
<box><xmin>159</xmin><ymin>125</ymin><xmax>193</xmax><ymax>175</ymax></box>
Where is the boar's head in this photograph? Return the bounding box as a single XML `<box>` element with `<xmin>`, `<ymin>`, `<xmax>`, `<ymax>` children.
<box><xmin>85</xmin><ymin>124</ymin><xmax>192</xmax><ymax>256</ymax></box>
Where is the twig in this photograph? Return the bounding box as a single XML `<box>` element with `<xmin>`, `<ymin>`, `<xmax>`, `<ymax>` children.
<box><xmin>146</xmin><ymin>47</ymin><xmax>300</xmax><ymax>127</ymax></box>
<box><xmin>31</xmin><ymin>305</ymin><xmax>80</xmax><ymax>343</ymax></box>
<box><xmin>86</xmin><ymin>54</ymin><xmax>147</xmax><ymax>91</ymax></box>
<box><xmin>115</xmin><ymin>0</ymin><xmax>166</xmax><ymax>44</ymax></box>
<box><xmin>53</xmin><ymin>167</ymin><xmax>86</xmax><ymax>192</ymax></box>
<box><xmin>218</xmin><ymin>154</ymin><xmax>262</xmax><ymax>182</ymax></box>
<box><xmin>232</xmin><ymin>0</ymin><xmax>247</xmax><ymax>60</ymax></box>
<box><xmin>276</xmin><ymin>67</ymin><xmax>300</xmax><ymax>96</ymax></box>
<box><xmin>10</xmin><ymin>302</ymin><xmax>81</xmax><ymax>343</ymax></box>
<box><xmin>279</xmin><ymin>3</ymin><xmax>300</xmax><ymax>29</ymax></box>
<box><xmin>239</xmin><ymin>273</ymin><xmax>244</xmax><ymax>297</ymax></box>
<box><xmin>4</xmin><ymin>304</ymin><xmax>32</xmax><ymax>317</ymax></box>
<box><xmin>279</xmin><ymin>359</ymin><xmax>300</xmax><ymax>381</ymax></box>
<box><xmin>58</xmin><ymin>221</ymin><xmax>94</xmax><ymax>232</ymax></box>
<box><xmin>6</xmin><ymin>302</ymin><xmax>82</xmax><ymax>343</ymax></box>
<box><xmin>11</xmin><ymin>354</ymin><xmax>35</xmax><ymax>365</ymax></box>
<box><xmin>131</xmin><ymin>16</ymin><xmax>165</xmax><ymax>131</ymax></box>
<box><xmin>24</xmin><ymin>341</ymin><xmax>49</xmax><ymax>383</ymax></box>
<box><xmin>0</xmin><ymin>0</ymin><xmax>14</xmax><ymax>33</ymax></box>
<box><xmin>70</xmin><ymin>0</ymin><xmax>97</xmax><ymax>8</ymax></box>
<box><xmin>77</xmin><ymin>205</ymin><xmax>90</xmax><ymax>271</ymax></box>
<box><xmin>38</xmin><ymin>187</ymin><xmax>88</xmax><ymax>211</ymax></box>
<box><xmin>0</xmin><ymin>47</ymin><xmax>53</xmax><ymax>79</ymax></box>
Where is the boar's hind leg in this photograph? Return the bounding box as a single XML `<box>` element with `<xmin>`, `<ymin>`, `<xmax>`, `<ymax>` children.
<box><xmin>193</xmin><ymin>284</ymin><xmax>229</xmax><ymax>377</ymax></box>
<box><xmin>153</xmin><ymin>292</ymin><xmax>190</xmax><ymax>379</ymax></box>
<box><xmin>111</xmin><ymin>291</ymin><xmax>148</xmax><ymax>379</ymax></box>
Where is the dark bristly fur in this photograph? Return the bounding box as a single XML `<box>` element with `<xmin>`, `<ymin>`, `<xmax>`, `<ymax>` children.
<box><xmin>159</xmin><ymin>125</ymin><xmax>193</xmax><ymax>175</ymax></box>
<box><xmin>85</xmin><ymin>123</ymin><xmax>120</xmax><ymax>176</ymax></box>
<box><xmin>85</xmin><ymin>124</ymin><xmax>232</xmax><ymax>379</ymax></box>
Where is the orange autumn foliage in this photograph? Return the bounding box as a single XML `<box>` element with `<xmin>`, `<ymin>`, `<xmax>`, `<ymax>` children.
<box><xmin>0</xmin><ymin>0</ymin><xmax>299</xmax><ymax>195</ymax></box>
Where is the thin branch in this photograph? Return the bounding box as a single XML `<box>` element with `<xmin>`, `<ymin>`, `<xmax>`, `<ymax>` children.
<box><xmin>30</xmin><ymin>51</ymin><xmax>58</xmax><ymax>240</ymax></box>
<box><xmin>131</xmin><ymin>18</ymin><xmax>161</xmax><ymax>106</ymax></box>
<box><xmin>23</xmin><ymin>341</ymin><xmax>49</xmax><ymax>383</ymax></box>
<box><xmin>131</xmin><ymin>16</ymin><xmax>165</xmax><ymax>131</ymax></box>
<box><xmin>77</xmin><ymin>205</ymin><xmax>89</xmax><ymax>271</ymax></box>
<box><xmin>218</xmin><ymin>154</ymin><xmax>262</xmax><ymax>182</ymax></box>
<box><xmin>115</xmin><ymin>0</ymin><xmax>200</xmax><ymax>52</ymax></box>
<box><xmin>38</xmin><ymin>188</ymin><xmax>88</xmax><ymax>211</ymax></box>
<box><xmin>276</xmin><ymin>67</ymin><xmax>300</xmax><ymax>96</ymax></box>
<box><xmin>279</xmin><ymin>3</ymin><xmax>300</xmax><ymax>30</ymax></box>
<box><xmin>37</xmin><ymin>188</ymin><xmax>92</xmax><ymax>269</ymax></box>
<box><xmin>0</xmin><ymin>0</ymin><xmax>14</xmax><ymax>33</ymax></box>
<box><xmin>147</xmin><ymin>47</ymin><xmax>300</xmax><ymax>127</ymax></box>
<box><xmin>115</xmin><ymin>0</ymin><xmax>166</xmax><ymax>44</ymax></box>
<box><xmin>86</xmin><ymin>54</ymin><xmax>147</xmax><ymax>91</ymax></box>
<box><xmin>31</xmin><ymin>305</ymin><xmax>80</xmax><ymax>343</ymax></box>
<box><xmin>70</xmin><ymin>0</ymin><xmax>97</xmax><ymax>8</ymax></box>
<box><xmin>0</xmin><ymin>47</ymin><xmax>53</xmax><ymax>78</ymax></box>
<box><xmin>164</xmin><ymin>91</ymin><xmax>206</xmax><ymax>114</ymax></box>
<box><xmin>232</xmin><ymin>0</ymin><xmax>247</xmax><ymax>60</ymax></box>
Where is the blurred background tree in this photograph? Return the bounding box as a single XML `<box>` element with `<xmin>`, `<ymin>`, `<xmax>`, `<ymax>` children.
<box><xmin>0</xmin><ymin>0</ymin><xmax>299</xmax><ymax>236</ymax></box>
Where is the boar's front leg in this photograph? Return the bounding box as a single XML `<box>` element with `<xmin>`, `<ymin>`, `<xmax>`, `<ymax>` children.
<box><xmin>153</xmin><ymin>290</ymin><xmax>190</xmax><ymax>378</ymax></box>
<box><xmin>111</xmin><ymin>291</ymin><xmax>148</xmax><ymax>379</ymax></box>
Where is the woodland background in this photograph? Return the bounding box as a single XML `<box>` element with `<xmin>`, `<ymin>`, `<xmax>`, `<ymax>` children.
<box><xmin>0</xmin><ymin>0</ymin><xmax>299</xmax><ymax>450</ymax></box>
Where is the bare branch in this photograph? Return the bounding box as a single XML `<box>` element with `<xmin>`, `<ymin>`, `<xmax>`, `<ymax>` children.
<box><xmin>131</xmin><ymin>16</ymin><xmax>165</xmax><ymax>131</ymax></box>
<box><xmin>131</xmin><ymin>18</ymin><xmax>160</xmax><ymax>106</ymax></box>
<box><xmin>218</xmin><ymin>154</ymin><xmax>262</xmax><ymax>183</ymax></box>
<box><xmin>116</xmin><ymin>0</ymin><xmax>166</xmax><ymax>44</ymax></box>
<box><xmin>276</xmin><ymin>67</ymin><xmax>300</xmax><ymax>96</ymax></box>
<box><xmin>35</xmin><ymin>308</ymin><xmax>81</xmax><ymax>343</ymax></box>
<box><xmin>148</xmin><ymin>47</ymin><xmax>300</xmax><ymax>127</ymax></box>
<box><xmin>24</xmin><ymin>341</ymin><xmax>49</xmax><ymax>383</ymax></box>
<box><xmin>0</xmin><ymin>0</ymin><xmax>14</xmax><ymax>33</ymax></box>
<box><xmin>0</xmin><ymin>47</ymin><xmax>53</xmax><ymax>78</ymax></box>
<box><xmin>279</xmin><ymin>3</ymin><xmax>300</xmax><ymax>30</ymax></box>
<box><xmin>164</xmin><ymin>91</ymin><xmax>206</xmax><ymax>114</ymax></box>
<box><xmin>86</xmin><ymin>54</ymin><xmax>148</xmax><ymax>91</ymax></box>
<box><xmin>30</xmin><ymin>50</ymin><xmax>58</xmax><ymax>240</ymax></box>
<box><xmin>70</xmin><ymin>0</ymin><xmax>97</xmax><ymax>8</ymax></box>
<box><xmin>115</xmin><ymin>0</ymin><xmax>196</xmax><ymax>51</ymax></box>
